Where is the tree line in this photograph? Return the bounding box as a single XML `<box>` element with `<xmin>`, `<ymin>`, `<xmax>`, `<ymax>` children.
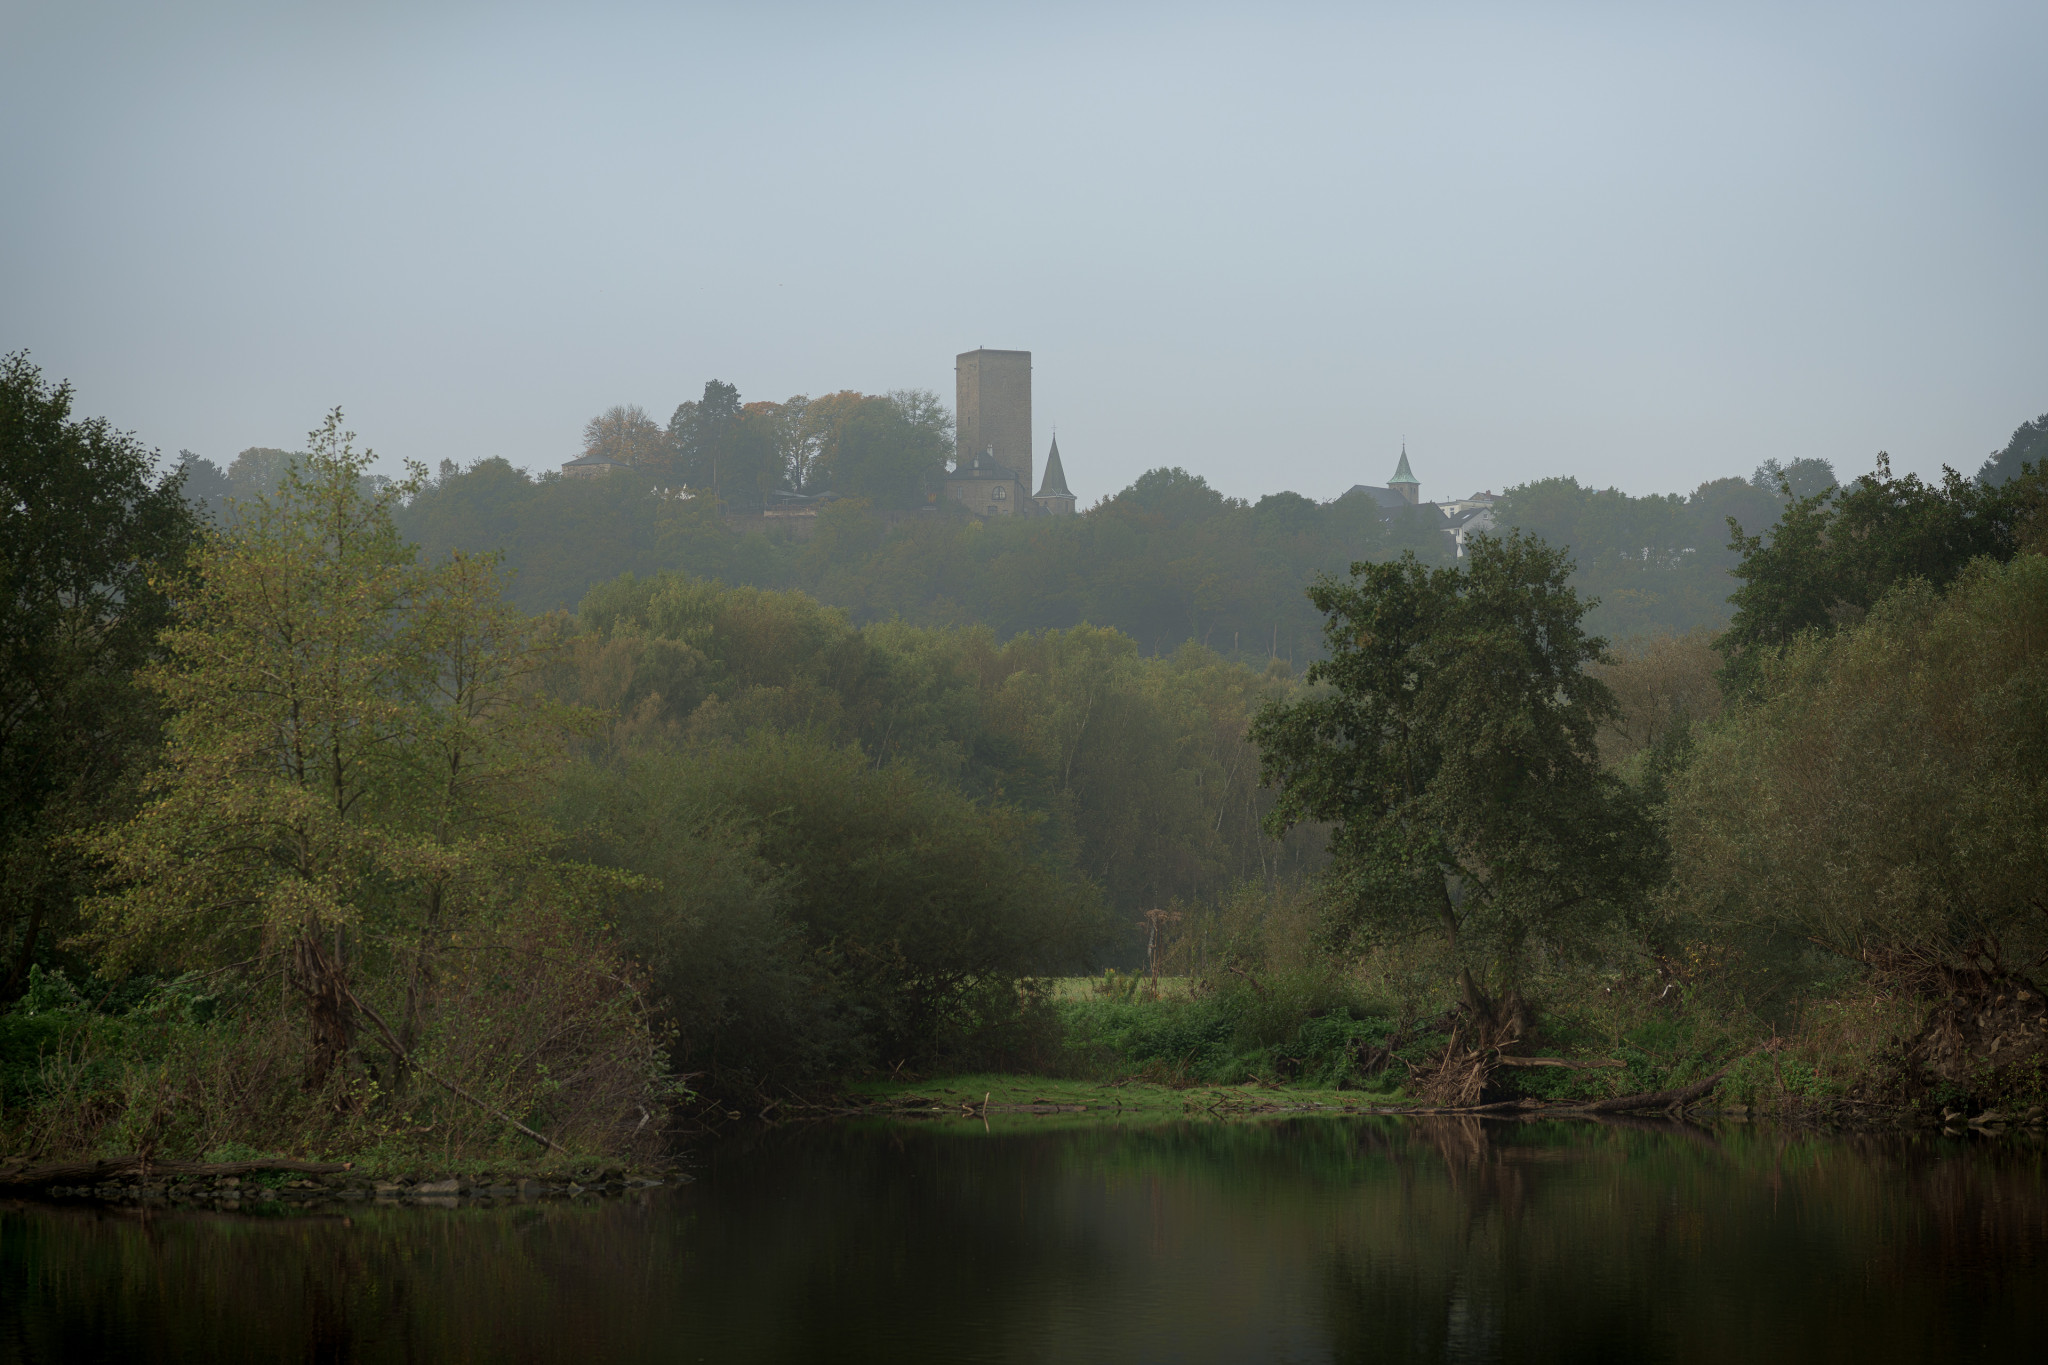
<box><xmin>571</xmin><ymin>382</ymin><xmax>954</xmax><ymax>511</ymax></box>
<box><xmin>1245</xmin><ymin>432</ymin><xmax>2045</xmax><ymax>1107</ymax></box>
<box><xmin>9</xmin><ymin>340</ymin><xmax>2047</xmax><ymax>1152</ymax></box>
<box><xmin>377</xmin><ymin>445</ymin><xmax>1845</xmax><ymax>649</ymax></box>
<box><xmin>176</xmin><ymin>375</ymin><xmax>2043</xmax><ymax>657</ymax></box>
<box><xmin>3</xmin><ymin>355</ymin><xmax>1325</xmax><ymax>1151</ymax></box>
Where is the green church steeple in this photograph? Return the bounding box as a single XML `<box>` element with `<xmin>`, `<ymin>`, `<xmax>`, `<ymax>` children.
<box><xmin>1388</xmin><ymin>444</ymin><xmax>1420</xmax><ymax>505</ymax></box>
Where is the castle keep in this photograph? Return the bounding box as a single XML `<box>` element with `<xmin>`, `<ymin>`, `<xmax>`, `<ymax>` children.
<box><xmin>954</xmin><ymin>349</ymin><xmax>1033</xmax><ymax>493</ymax></box>
<box><xmin>947</xmin><ymin>347</ymin><xmax>1078</xmax><ymax>518</ymax></box>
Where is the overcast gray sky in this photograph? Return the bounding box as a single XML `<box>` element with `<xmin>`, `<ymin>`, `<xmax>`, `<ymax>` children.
<box><xmin>4</xmin><ymin>1</ymin><xmax>2043</xmax><ymax>507</ymax></box>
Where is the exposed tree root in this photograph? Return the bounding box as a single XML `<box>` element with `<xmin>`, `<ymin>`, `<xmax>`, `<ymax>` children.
<box><xmin>1409</xmin><ymin>973</ymin><xmax>1540</xmax><ymax>1106</ymax></box>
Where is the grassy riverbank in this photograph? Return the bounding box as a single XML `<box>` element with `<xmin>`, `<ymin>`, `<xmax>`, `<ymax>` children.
<box><xmin>843</xmin><ymin>1075</ymin><xmax>1394</xmax><ymax>1134</ymax></box>
<box><xmin>856</xmin><ymin>965</ymin><xmax>2016</xmax><ymax>1128</ymax></box>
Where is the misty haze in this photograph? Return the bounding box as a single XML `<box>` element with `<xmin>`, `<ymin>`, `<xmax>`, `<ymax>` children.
<box><xmin>4</xmin><ymin>4</ymin><xmax>2047</xmax><ymax>1363</ymax></box>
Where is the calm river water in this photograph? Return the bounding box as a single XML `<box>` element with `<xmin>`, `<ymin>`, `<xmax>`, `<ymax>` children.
<box><xmin>4</xmin><ymin>1116</ymin><xmax>2046</xmax><ymax>1363</ymax></box>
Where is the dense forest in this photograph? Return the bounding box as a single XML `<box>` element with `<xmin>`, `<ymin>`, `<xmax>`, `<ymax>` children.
<box><xmin>183</xmin><ymin>381</ymin><xmax>1923</xmax><ymax>649</ymax></box>
<box><xmin>6</xmin><ymin>348</ymin><xmax>2047</xmax><ymax>1169</ymax></box>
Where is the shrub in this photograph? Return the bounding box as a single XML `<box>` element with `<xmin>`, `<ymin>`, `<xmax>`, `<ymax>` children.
<box><xmin>559</xmin><ymin>732</ymin><xmax>1107</xmax><ymax>1098</ymax></box>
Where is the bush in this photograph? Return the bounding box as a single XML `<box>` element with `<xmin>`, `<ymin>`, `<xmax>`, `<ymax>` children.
<box><xmin>1</xmin><ymin>911</ymin><xmax>667</xmax><ymax>1164</ymax></box>
<box><xmin>1059</xmin><ymin>966</ymin><xmax>1399</xmax><ymax>1089</ymax></box>
<box><xmin>1670</xmin><ymin>554</ymin><xmax>2048</xmax><ymax>974</ymax></box>
<box><xmin>559</xmin><ymin>733</ymin><xmax>1107</xmax><ymax>1099</ymax></box>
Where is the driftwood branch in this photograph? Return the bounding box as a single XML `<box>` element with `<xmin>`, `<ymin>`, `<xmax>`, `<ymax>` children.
<box><xmin>344</xmin><ymin>987</ymin><xmax>568</xmax><ymax>1154</ymax></box>
<box><xmin>1555</xmin><ymin>1061</ymin><xmax>1739</xmax><ymax>1114</ymax></box>
<box><xmin>1413</xmin><ymin>1054</ymin><xmax>1746</xmax><ymax>1116</ymax></box>
<box><xmin>1408</xmin><ymin>1098</ymin><xmax>1545</xmax><ymax>1115</ymax></box>
<box><xmin>0</xmin><ymin>1157</ymin><xmax>349</xmax><ymax>1190</ymax></box>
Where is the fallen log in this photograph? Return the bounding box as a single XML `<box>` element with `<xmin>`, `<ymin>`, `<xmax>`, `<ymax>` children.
<box><xmin>1411</xmin><ymin>1054</ymin><xmax>1746</xmax><ymax>1117</ymax></box>
<box><xmin>1492</xmin><ymin>1056</ymin><xmax>1626</xmax><ymax>1070</ymax></box>
<box><xmin>1407</xmin><ymin>1098</ymin><xmax>1545</xmax><ymax>1115</ymax></box>
<box><xmin>0</xmin><ymin>1157</ymin><xmax>351</xmax><ymax>1190</ymax></box>
<box><xmin>1555</xmin><ymin>1062</ymin><xmax>1738</xmax><ymax>1115</ymax></box>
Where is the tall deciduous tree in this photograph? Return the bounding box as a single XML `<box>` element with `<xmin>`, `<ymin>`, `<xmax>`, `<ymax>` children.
<box><xmin>581</xmin><ymin>404</ymin><xmax>666</xmax><ymax>471</ymax></box>
<box><xmin>1751</xmin><ymin>456</ymin><xmax>1838</xmax><ymax>501</ymax></box>
<box><xmin>1717</xmin><ymin>453</ymin><xmax>2032</xmax><ymax>695</ymax></box>
<box><xmin>1252</xmin><ymin>533</ymin><xmax>1662</xmax><ymax>990</ymax></box>
<box><xmin>86</xmin><ymin>410</ymin><xmax>602</xmax><ymax>1086</ymax></box>
<box><xmin>801</xmin><ymin>389</ymin><xmax>951</xmax><ymax>509</ymax></box>
<box><xmin>0</xmin><ymin>353</ymin><xmax>199</xmax><ymax>1001</ymax></box>
<box><xmin>1978</xmin><ymin>412</ymin><xmax>2048</xmax><ymax>487</ymax></box>
<box><xmin>1671</xmin><ymin>552</ymin><xmax>2048</xmax><ymax>980</ymax></box>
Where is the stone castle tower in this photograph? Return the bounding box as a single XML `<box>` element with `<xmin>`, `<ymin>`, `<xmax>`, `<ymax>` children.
<box><xmin>955</xmin><ymin>348</ymin><xmax>1033</xmax><ymax>494</ymax></box>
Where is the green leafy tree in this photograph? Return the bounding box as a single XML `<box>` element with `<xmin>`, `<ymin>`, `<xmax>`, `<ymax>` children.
<box><xmin>1251</xmin><ymin>533</ymin><xmax>1662</xmax><ymax>992</ymax></box>
<box><xmin>668</xmin><ymin>381</ymin><xmax>742</xmax><ymax>498</ymax></box>
<box><xmin>663</xmin><ymin>382</ymin><xmax>803</xmax><ymax>511</ymax></box>
<box><xmin>1752</xmin><ymin>456</ymin><xmax>1838</xmax><ymax>501</ymax></box>
<box><xmin>0</xmin><ymin>353</ymin><xmax>199</xmax><ymax>1000</ymax></box>
<box><xmin>565</xmin><ymin>732</ymin><xmax>1106</xmax><ymax>1082</ymax></box>
<box><xmin>1670</xmin><ymin>553</ymin><xmax>2048</xmax><ymax>984</ymax></box>
<box><xmin>1487</xmin><ymin>474</ymin><xmax>1783</xmax><ymax>639</ymax></box>
<box><xmin>1717</xmin><ymin>453</ymin><xmax>2030</xmax><ymax>695</ymax></box>
<box><xmin>804</xmin><ymin>390</ymin><xmax>951</xmax><ymax>509</ymax></box>
<box><xmin>175</xmin><ymin>450</ymin><xmax>234</xmax><ymax>519</ymax></box>
<box><xmin>226</xmin><ymin>446</ymin><xmax>300</xmax><ymax>492</ymax></box>
<box><xmin>86</xmin><ymin>411</ymin><xmax>600</xmax><ymax>1085</ymax></box>
<box><xmin>1978</xmin><ymin>412</ymin><xmax>2048</xmax><ymax>487</ymax></box>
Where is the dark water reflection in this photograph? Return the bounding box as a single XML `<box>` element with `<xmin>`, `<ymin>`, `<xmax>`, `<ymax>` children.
<box><xmin>5</xmin><ymin>1117</ymin><xmax>2047</xmax><ymax>1363</ymax></box>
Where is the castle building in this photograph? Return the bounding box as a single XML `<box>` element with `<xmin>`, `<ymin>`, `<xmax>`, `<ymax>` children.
<box><xmin>947</xmin><ymin>445</ymin><xmax>1027</xmax><ymax>516</ymax></box>
<box><xmin>561</xmin><ymin>450</ymin><xmax>627</xmax><ymax>480</ymax></box>
<box><xmin>1033</xmin><ymin>436</ymin><xmax>1076</xmax><ymax>515</ymax></box>
<box><xmin>946</xmin><ymin>346</ymin><xmax>1080</xmax><ymax>518</ymax></box>
<box><xmin>955</xmin><ymin>348</ymin><xmax>1034</xmax><ymax>494</ymax></box>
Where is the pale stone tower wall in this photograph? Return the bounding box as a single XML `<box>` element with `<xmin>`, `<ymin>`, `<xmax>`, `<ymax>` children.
<box><xmin>955</xmin><ymin>349</ymin><xmax>1033</xmax><ymax>494</ymax></box>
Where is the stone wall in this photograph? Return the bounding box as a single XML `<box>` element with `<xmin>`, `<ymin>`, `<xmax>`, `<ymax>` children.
<box><xmin>955</xmin><ymin>349</ymin><xmax>1033</xmax><ymax>494</ymax></box>
<box><xmin>946</xmin><ymin>473</ymin><xmax>1024</xmax><ymax>516</ymax></box>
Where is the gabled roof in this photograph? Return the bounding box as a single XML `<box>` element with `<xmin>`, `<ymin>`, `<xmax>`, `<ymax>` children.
<box><xmin>563</xmin><ymin>450</ymin><xmax>626</xmax><ymax>469</ymax></box>
<box><xmin>1035</xmin><ymin>437</ymin><xmax>1072</xmax><ymax>499</ymax></box>
<box><xmin>1342</xmin><ymin>484</ymin><xmax>1411</xmax><ymax>511</ymax></box>
<box><xmin>949</xmin><ymin>446</ymin><xmax>1021</xmax><ymax>482</ymax></box>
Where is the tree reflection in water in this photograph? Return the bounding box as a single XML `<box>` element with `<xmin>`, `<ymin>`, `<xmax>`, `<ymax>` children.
<box><xmin>3</xmin><ymin>1118</ymin><xmax>2045</xmax><ymax>1363</ymax></box>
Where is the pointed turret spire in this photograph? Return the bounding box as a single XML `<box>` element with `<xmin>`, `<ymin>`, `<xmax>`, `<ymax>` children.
<box><xmin>1388</xmin><ymin>443</ymin><xmax>1420</xmax><ymax>505</ymax></box>
<box><xmin>1032</xmin><ymin>435</ymin><xmax>1077</xmax><ymax>516</ymax></box>
<box><xmin>1035</xmin><ymin>435</ymin><xmax>1072</xmax><ymax>498</ymax></box>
